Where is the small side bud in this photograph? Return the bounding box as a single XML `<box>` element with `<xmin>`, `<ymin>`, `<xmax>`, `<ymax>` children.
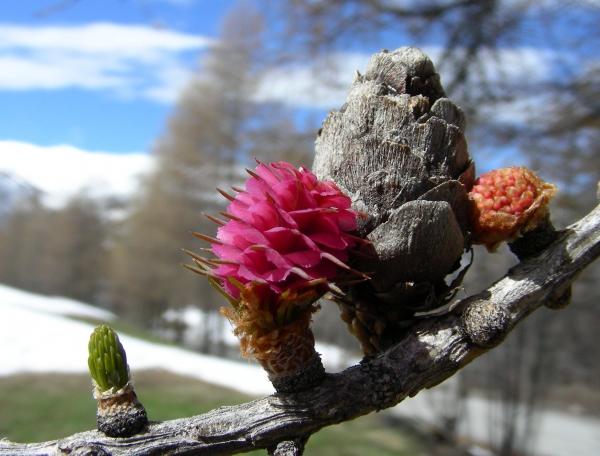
<box><xmin>462</xmin><ymin>300</ymin><xmax>510</xmax><ymax>349</ymax></box>
<box><xmin>88</xmin><ymin>325</ymin><xmax>147</xmax><ymax>437</ymax></box>
<box><xmin>469</xmin><ymin>166</ymin><xmax>557</xmax><ymax>252</ymax></box>
<box><xmin>88</xmin><ymin>325</ymin><xmax>129</xmax><ymax>392</ymax></box>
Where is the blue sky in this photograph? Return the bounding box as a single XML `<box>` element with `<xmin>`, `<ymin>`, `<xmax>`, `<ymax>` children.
<box><xmin>0</xmin><ymin>1</ymin><xmax>596</xmax><ymax>204</ymax></box>
<box><xmin>0</xmin><ymin>0</ymin><xmax>235</xmax><ymax>153</ymax></box>
<box><xmin>0</xmin><ymin>1</ymin><xmax>556</xmax><ymax>154</ymax></box>
<box><xmin>0</xmin><ymin>0</ymin><xmax>351</xmax><ymax>205</ymax></box>
<box><xmin>0</xmin><ymin>0</ymin><xmax>241</xmax><ymax>203</ymax></box>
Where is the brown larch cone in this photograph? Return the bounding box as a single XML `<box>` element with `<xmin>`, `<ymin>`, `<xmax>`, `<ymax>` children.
<box><xmin>313</xmin><ymin>46</ymin><xmax>474</xmax><ymax>355</ymax></box>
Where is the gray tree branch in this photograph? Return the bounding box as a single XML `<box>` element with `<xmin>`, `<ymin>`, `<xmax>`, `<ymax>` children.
<box><xmin>4</xmin><ymin>45</ymin><xmax>599</xmax><ymax>456</ymax></box>
<box><xmin>2</xmin><ymin>201</ymin><xmax>599</xmax><ymax>455</ymax></box>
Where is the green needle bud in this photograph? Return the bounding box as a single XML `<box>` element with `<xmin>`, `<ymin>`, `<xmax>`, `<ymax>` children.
<box><xmin>88</xmin><ymin>325</ymin><xmax>129</xmax><ymax>392</ymax></box>
<box><xmin>88</xmin><ymin>325</ymin><xmax>147</xmax><ymax>437</ymax></box>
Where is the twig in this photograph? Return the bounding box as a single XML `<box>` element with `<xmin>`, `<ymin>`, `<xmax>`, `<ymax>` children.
<box><xmin>2</xmin><ymin>203</ymin><xmax>598</xmax><ymax>455</ymax></box>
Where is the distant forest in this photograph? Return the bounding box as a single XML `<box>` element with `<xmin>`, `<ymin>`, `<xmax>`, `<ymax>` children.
<box><xmin>1</xmin><ymin>5</ymin><xmax>599</xmax><ymax>454</ymax></box>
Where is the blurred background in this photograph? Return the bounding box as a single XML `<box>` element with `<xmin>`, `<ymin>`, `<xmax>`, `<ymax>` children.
<box><xmin>1</xmin><ymin>1</ymin><xmax>599</xmax><ymax>455</ymax></box>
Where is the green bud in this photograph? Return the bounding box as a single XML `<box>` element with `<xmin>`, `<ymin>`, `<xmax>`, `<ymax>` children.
<box><xmin>88</xmin><ymin>325</ymin><xmax>129</xmax><ymax>392</ymax></box>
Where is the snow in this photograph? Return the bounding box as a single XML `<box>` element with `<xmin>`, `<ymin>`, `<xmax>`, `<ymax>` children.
<box><xmin>0</xmin><ymin>283</ymin><xmax>273</xmax><ymax>396</ymax></box>
<box><xmin>0</xmin><ymin>141</ymin><xmax>153</xmax><ymax>207</ymax></box>
<box><xmin>4</xmin><ymin>282</ymin><xmax>599</xmax><ymax>456</ymax></box>
<box><xmin>0</xmin><ymin>283</ymin><xmax>358</xmax><ymax>396</ymax></box>
<box><xmin>0</xmin><ymin>284</ymin><xmax>116</xmax><ymax>321</ymax></box>
<box><xmin>390</xmin><ymin>377</ymin><xmax>600</xmax><ymax>456</ymax></box>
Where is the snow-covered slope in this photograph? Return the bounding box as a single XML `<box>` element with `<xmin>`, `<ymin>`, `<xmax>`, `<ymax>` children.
<box><xmin>0</xmin><ymin>283</ymin><xmax>273</xmax><ymax>396</ymax></box>
<box><xmin>3</xmin><ymin>284</ymin><xmax>600</xmax><ymax>456</ymax></box>
<box><xmin>0</xmin><ymin>170</ymin><xmax>41</xmax><ymax>219</ymax></box>
<box><xmin>0</xmin><ymin>143</ymin><xmax>153</xmax><ymax>208</ymax></box>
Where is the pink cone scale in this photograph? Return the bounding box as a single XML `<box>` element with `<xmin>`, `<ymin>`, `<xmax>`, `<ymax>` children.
<box><xmin>188</xmin><ymin>160</ymin><xmax>366</xmax><ymax>328</ymax></box>
<box><xmin>469</xmin><ymin>166</ymin><xmax>557</xmax><ymax>252</ymax></box>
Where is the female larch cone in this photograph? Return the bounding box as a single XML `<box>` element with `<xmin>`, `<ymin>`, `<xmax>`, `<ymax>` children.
<box><xmin>186</xmin><ymin>160</ymin><xmax>365</xmax><ymax>392</ymax></box>
<box><xmin>88</xmin><ymin>325</ymin><xmax>147</xmax><ymax>437</ymax></box>
<box><xmin>313</xmin><ymin>46</ymin><xmax>475</xmax><ymax>355</ymax></box>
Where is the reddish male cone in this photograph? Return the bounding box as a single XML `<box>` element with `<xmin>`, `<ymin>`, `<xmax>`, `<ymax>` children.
<box><xmin>186</xmin><ymin>160</ymin><xmax>366</xmax><ymax>392</ymax></box>
<box><xmin>469</xmin><ymin>166</ymin><xmax>557</xmax><ymax>252</ymax></box>
<box><xmin>469</xmin><ymin>166</ymin><xmax>566</xmax><ymax>309</ymax></box>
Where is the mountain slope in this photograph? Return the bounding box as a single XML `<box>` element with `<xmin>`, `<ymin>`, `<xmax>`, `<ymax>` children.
<box><xmin>0</xmin><ymin>283</ymin><xmax>273</xmax><ymax>396</ymax></box>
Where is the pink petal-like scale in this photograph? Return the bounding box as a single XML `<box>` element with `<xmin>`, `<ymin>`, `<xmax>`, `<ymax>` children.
<box><xmin>217</xmin><ymin>221</ymin><xmax>269</xmax><ymax>250</ymax></box>
<box><xmin>207</xmin><ymin>160</ymin><xmax>360</xmax><ymax>309</ymax></box>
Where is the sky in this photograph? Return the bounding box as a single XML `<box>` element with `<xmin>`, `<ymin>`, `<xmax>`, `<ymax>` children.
<box><xmin>0</xmin><ymin>1</ymin><xmax>234</xmax><ymax>152</ymax></box>
<box><xmin>0</xmin><ymin>0</ymin><xmax>334</xmax><ymax>206</ymax></box>
<box><xmin>0</xmin><ymin>1</ymin><xmax>240</xmax><ymax>203</ymax></box>
<box><xmin>0</xmin><ymin>1</ymin><xmax>596</xmax><ymax>205</ymax></box>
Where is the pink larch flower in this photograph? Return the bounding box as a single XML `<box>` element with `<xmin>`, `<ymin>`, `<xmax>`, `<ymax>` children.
<box><xmin>210</xmin><ymin>161</ymin><xmax>360</xmax><ymax>304</ymax></box>
<box><xmin>185</xmin><ymin>160</ymin><xmax>366</xmax><ymax>384</ymax></box>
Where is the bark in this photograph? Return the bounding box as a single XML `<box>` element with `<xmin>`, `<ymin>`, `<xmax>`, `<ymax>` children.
<box><xmin>3</xmin><ymin>45</ymin><xmax>600</xmax><ymax>455</ymax></box>
<box><xmin>1</xmin><ymin>202</ymin><xmax>599</xmax><ymax>455</ymax></box>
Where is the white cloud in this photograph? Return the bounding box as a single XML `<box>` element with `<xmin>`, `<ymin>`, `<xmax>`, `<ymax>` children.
<box><xmin>256</xmin><ymin>46</ymin><xmax>555</xmax><ymax>116</ymax></box>
<box><xmin>141</xmin><ymin>65</ymin><xmax>197</xmax><ymax>103</ymax></box>
<box><xmin>0</xmin><ymin>22</ymin><xmax>212</xmax><ymax>103</ymax></box>
<box><xmin>254</xmin><ymin>52</ymin><xmax>368</xmax><ymax>109</ymax></box>
<box><xmin>0</xmin><ymin>140</ymin><xmax>154</xmax><ymax>207</ymax></box>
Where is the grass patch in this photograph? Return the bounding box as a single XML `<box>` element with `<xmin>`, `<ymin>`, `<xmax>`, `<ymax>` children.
<box><xmin>0</xmin><ymin>371</ymin><xmax>433</xmax><ymax>455</ymax></box>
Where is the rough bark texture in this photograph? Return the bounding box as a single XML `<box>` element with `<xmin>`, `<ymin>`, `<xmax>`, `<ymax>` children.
<box><xmin>2</xmin><ymin>46</ymin><xmax>599</xmax><ymax>455</ymax></box>
<box><xmin>313</xmin><ymin>46</ymin><xmax>476</xmax><ymax>355</ymax></box>
<box><xmin>2</xmin><ymin>202</ymin><xmax>599</xmax><ymax>455</ymax></box>
<box><xmin>95</xmin><ymin>384</ymin><xmax>148</xmax><ymax>438</ymax></box>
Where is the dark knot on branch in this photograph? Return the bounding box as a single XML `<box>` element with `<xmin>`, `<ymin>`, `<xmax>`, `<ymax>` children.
<box><xmin>461</xmin><ymin>299</ymin><xmax>510</xmax><ymax>349</ymax></box>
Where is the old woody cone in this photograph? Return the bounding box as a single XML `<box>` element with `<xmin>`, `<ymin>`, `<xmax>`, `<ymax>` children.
<box><xmin>313</xmin><ymin>46</ymin><xmax>475</xmax><ymax>355</ymax></box>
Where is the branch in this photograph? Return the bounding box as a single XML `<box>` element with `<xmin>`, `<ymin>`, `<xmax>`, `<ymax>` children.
<box><xmin>4</xmin><ymin>45</ymin><xmax>599</xmax><ymax>455</ymax></box>
<box><xmin>2</xmin><ymin>202</ymin><xmax>599</xmax><ymax>455</ymax></box>
<box><xmin>34</xmin><ymin>0</ymin><xmax>84</xmax><ymax>18</ymax></box>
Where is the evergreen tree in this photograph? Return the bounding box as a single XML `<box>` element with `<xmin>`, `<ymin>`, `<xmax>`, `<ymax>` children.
<box><xmin>109</xmin><ymin>3</ymin><xmax>313</xmax><ymax>331</ymax></box>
